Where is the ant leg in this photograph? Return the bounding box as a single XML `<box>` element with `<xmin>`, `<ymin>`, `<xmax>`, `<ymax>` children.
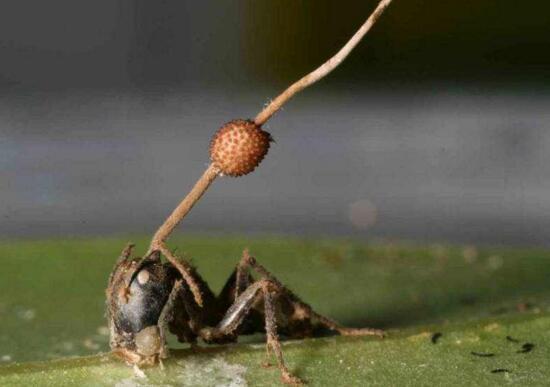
<box><xmin>157</xmin><ymin>279</ymin><xmax>186</xmax><ymax>359</ymax></box>
<box><xmin>163</xmin><ymin>266</ymin><xmax>227</xmax><ymax>345</ymax></box>
<box><xmin>158</xmin><ymin>245</ymin><xmax>208</xmax><ymax>308</ymax></box>
<box><xmin>163</xmin><ymin>279</ymin><xmax>212</xmax><ymax>352</ymax></box>
<box><xmin>242</xmin><ymin>252</ymin><xmax>384</xmax><ymax>338</ymax></box>
<box><xmin>106</xmin><ymin>244</ymin><xmax>135</xmax><ymax>304</ymax></box>
<box><xmin>217</xmin><ymin>250</ymin><xmax>383</xmax><ymax>337</ymax></box>
<box><xmin>108</xmin><ymin>244</ymin><xmax>134</xmax><ymax>286</ymax></box>
<box><xmin>217</xmin><ymin>249</ymin><xmax>256</xmax><ymax>307</ymax></box>
<box><xmin>200</xmin><ymin>279</ymin><xmax>304</xmax><ymax>385</ymax></box>
<box><xmin>263</xmin><ymin>283</ymin><xmax>304</xmax><ymax>385</ymax></box>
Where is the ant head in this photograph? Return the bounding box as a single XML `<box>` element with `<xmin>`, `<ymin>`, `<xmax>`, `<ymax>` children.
<box><xmin>106</xmin><ymin>246</ymin><xmax>177</xmax><ymax>363</ymax></box>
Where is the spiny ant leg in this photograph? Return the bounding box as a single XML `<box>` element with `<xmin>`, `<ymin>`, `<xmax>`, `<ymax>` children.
<box><xmin>200</xmin><ymin>279</ymin><xmax>304</xmax><ymax>385</ymax></box>
<box><xmin>241</xmin><ymin>251</ymin><xmax>384</xmax><ymax>338</ymax></box>
<box><xmin>217</xmin><ymin>249</ymin><xmax>383</xmax><ymax>338</ymax></box>
<box><xmin>202</xmin><ymin>281</ymin><xmax>264</xmax><ymax>341</ymax></box>
<box><xmin>167</xmin><ymin>278</ymin><xmax>214</xmax><ymax>345</ymax></box>
<box><xmin>235</xmin><ymin>250</ymin><xmax>254</xmax><ymax>297</ymax></box>
<box><xmin>159</xmin><ymin>257</ymin><xmax>231</xmax><ymax>345</ymax></box>
<box><xmin>313</xmin><ymin>314</ymin><xmax>384</xmax><ymax>337</ymax></box>
<box><xmin>158</xmin><ymin>279</ymin><xmax>191</xmax><ymax>358</ymax></box>
<box><xmin>216</xmin><ymin>266</ymin><xmax>260</xmax><ymax>337</ymax></box>
<box><xmin>107</xmin><ymin>244</ymin><xmax>134</xmax><ymax>294</ymax></box>
<box><xmin>158</xmin><ymin>245</ymin><xmax>207</xmax><ymax>308</ymax></box>
<box><xmin>112</xmin><ymin>244</ymin><xmax>134</xmax><ymax>273</ymax></box>
<box><xmin>263</xmin><ymin>282</ymin><xmax>304</xmax><ymax>385</ymax></box>
<box><xmin>217</xmin><ymin>249</ymin><xmax>255</xmax><ymax>307</ymax></box>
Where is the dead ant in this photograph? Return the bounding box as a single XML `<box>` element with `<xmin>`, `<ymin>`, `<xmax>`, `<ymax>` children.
<box><xmin>107</xmin><ymin>246</ymin><xmax>384</xmax><ymax>384</ymax></box>
<box><xmin>105</xmin><ymin>0</ymin><xmax>392</xmax><ymax>384</ymax></box>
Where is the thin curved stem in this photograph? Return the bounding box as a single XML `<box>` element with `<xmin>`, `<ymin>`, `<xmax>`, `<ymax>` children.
<box><xmin>254</xmin><ymin>0</ymin><xmax>393</xmax><ymax>126</ymax></box>
<box><xmin>149</xmin><ymin>163</ymin><xmax>219</xmax><ymax>253</ymax></box>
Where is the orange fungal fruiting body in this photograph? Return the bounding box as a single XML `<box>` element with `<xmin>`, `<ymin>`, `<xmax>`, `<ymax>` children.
<box><xmin>209</xmin><ymin>119</ymin><xmax>272</xmax><ymax>177</ymax></box>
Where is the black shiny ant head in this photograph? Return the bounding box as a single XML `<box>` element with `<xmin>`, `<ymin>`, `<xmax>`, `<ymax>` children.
<box><xmin>106</xmin><ymin>245</ymin><xmax>178</xmax><ymax>365</ymax></box>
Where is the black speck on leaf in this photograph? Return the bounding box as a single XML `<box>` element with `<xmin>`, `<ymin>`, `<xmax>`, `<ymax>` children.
<box><xmin>471</xmin><ymin>351</ymin><xmax>495</xmax><ymax>357</ymax></box>
<box><xmin>517</xmin><ymin>343</ymin><xmax>535</xmax><ymax>353</ymax></box>
<box><xmin>506</xmin><ymin>335</ymin><xmax>520</xmax><ymax>343</ymax></box>
<box><xmin>431</xmin><ymin>332</ymin><xmax>442</xmax><ymax>344</ymax></box>
<box><xmin>491</xmin><ymin>368</ymin><xmax>511</xmax><ymax>374</ymax></box>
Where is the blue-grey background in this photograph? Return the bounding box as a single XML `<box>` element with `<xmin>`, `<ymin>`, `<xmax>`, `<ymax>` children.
<box><xmin>1</xmin><ymin>0</ymin><xmax>550</xmax><ymax>246</ymax></box>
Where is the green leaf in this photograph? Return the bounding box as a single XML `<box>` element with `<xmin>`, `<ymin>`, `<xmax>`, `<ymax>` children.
<box><xmin>1</xmin><ymin>236</ymin><xmax>549</xmax><ymax>385</ymax></box>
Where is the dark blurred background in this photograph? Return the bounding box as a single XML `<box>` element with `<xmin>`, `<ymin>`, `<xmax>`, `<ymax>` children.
<box><xmin>1</xmin><ymin>0</ymin><xmax>550</xmax><ymax>246</ymax></box>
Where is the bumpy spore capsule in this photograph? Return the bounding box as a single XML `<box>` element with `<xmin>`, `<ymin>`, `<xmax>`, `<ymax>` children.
<box><xmin>209</xmin><ymin>119</ymin><xmax>272</xmax><ymax>177</ymax></box>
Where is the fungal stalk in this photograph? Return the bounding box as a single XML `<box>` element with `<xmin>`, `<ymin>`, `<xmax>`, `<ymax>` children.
<box><xmin>147</xmin><ymin>0</ymin><xmax>393</xmax><ymax>306</ymax></box>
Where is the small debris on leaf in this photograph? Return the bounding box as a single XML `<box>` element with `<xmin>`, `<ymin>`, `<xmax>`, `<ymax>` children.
<box><xmin>471</xmin><ymin>351</ymin><xmax>495</xmax><ymax>357</ymax></box>
<box><xmin>517</xmin><ymin>343</ymin><xmax>535</xmax><ymax>353</ymax></box>
<box><xmin>431</xmin><ymin>332</ymin><xmax>443</xmax><ymax>344</ymax></box>
<box><xmin>506</xmin><ymin>335</ymin><xmax>520</xmax><ymax>343</ymax></box>
<box><xmin>491</xmin><ymin>369</ymin><xmax>511</xmax><ymax>374</ymax></box>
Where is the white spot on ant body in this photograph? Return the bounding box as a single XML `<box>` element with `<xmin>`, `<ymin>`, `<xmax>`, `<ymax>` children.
<box><xmin>137</xmin><ymin>270</ymin><xmax>150</xmax><ymax>285</ymax></box>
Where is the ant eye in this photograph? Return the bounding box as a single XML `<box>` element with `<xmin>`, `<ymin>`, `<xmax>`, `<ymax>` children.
<box><xmin>137</xmin><ymin>269</ymin><xmax>150</xmax><ymax>285</ymax></box>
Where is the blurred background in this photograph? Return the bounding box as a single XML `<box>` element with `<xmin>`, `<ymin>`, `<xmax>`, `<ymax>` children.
<box><xmin>1</xmin><ymin>0</ymin><xmax>550</xmax><ymax>246</ymax></box>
